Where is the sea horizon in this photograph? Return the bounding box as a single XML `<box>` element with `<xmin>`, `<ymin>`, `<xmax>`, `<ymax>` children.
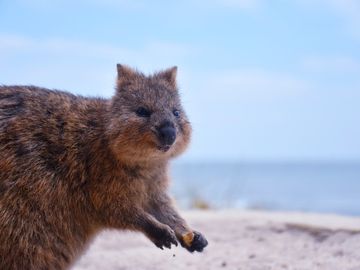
<box><xmin>170</xmin><ymin>161</ymin><xmax>360</xmax><ymax>216</ymax></box>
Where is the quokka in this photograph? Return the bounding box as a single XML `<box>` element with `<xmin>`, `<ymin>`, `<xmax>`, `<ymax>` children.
<box><xmin>0</xmin><ymin>65</ymin><xmax>208</xmax><ymax>270</ymax></box>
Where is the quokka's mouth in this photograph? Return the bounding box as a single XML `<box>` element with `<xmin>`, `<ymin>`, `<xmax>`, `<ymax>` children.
<box><xmin>157</xmin><ymin>145</ymin><xmax>171</xmax><ymax>152</ymax></box>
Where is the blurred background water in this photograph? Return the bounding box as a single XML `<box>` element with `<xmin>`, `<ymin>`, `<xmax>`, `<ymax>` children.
<box><xmin>171</xmin><ymin>162</ymin><xmax>360</xmax><ymax>216</ymax></box>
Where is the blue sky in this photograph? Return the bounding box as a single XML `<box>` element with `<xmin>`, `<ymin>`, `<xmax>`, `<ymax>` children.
<box><xmin>1</xmin><ymin>0</ymin><xmax>359</xmax><ymax>162</ymax></box>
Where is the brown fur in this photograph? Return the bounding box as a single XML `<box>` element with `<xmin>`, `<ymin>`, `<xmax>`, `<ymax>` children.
<box><xmin>0</xmin><ymin>65</ymin><xmax>208</xmax><ymax>270</ymax></box>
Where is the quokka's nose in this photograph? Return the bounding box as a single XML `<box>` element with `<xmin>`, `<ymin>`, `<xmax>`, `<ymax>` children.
<box><xmin>158</xmin><ymin>125</ymin><xmax>176</xmax><ymax>146</ymax></box>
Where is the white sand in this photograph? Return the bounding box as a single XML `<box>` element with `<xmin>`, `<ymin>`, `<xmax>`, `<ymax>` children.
<box><xmin>72</xmin><ymin>210</ymin><xmax>360</xmax><ymax>270</ymax></box>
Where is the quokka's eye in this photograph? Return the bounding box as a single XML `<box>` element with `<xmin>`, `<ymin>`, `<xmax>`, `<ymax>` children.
<box><xmin>136</xmin><ymin>107</ymin><xmax>151</xmax><ymax>117</ymax></box>
<box><xmin>173</xmin><ymin>109</ymin><xmax>180</xmax><ymax>117</ymax></box>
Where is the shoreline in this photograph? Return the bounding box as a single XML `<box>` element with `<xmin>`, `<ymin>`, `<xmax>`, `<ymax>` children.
<box><xmin>73</xmin><ymin>210</ymin><xmax>360</xmax><ymax>270</ymax></box>
<box><xmin>183</xmin><ymin>209</ymin><xmax>360</xmax><ymax>230</ymax></box>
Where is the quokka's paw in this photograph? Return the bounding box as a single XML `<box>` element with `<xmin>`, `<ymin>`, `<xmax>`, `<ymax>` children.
<box><xmin>153</xmin><ymin>226</ymin><xmax>178</xmax><ymax>250</ymax></box>
<box><xmin>180</xmin><ymin>231</ymin><xmax>208</xmax><ymax>253</ymax></box>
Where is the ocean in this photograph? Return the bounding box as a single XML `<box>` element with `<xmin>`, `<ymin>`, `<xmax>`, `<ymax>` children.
<box><xmin>170</xmin><ymin>162</ymin><xmax>360</xmax><ymax>216</ymax></box>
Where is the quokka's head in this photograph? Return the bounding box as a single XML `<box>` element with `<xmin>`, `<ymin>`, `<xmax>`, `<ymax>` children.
<box><xmin>107</xmin><ymin>64</ymin><xmax>192</xmax><ymax>163</ymax></box>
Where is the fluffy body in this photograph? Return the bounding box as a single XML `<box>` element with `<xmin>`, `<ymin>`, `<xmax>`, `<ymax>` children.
<box><xmin>0</xmin><ymin>65</ymin><xmax>207</xmax><ymax>270</ymax></box>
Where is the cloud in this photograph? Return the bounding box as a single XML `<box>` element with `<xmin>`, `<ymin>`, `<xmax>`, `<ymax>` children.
<box><xmin>298</xmin><ymin>0</ymin><xmax>360</xmax><ymax>41</ymax></box>
<box><xmin>12</xmin><ymin>0</ymin><xmax>146</xmax><ymax>10</ymax></box>
<box><xmin>181</xmin><ymin>68</ymin><xmax>311</xmax><ymax>136</ymax></box>
<box><xmin>195</xmin><ymin>69</ymin><xmax>310</xmax><ymax>102</ymax></box>
<box><xmin>326</xmin><ymin>0</ymin><xmax>360</xmax><ymax>40</ymax></box>
<box><xmin>302</xmin><ymin>55</ymin><xmax>360</xmax><ymax>73</ymax></box>
<box><xmin>0</xmin><ymin>34</ymin><xmax>190</xmax><ymax>63</ymax></box>
<box><xmin>207</xmin><ymin>0</ymin><xmax>260</xmax><ymax>9</ymax></box>
<box><xmin>13</xmin><ymin>0</ymin><xmax>260</xmax><ymax>11</ymax></box>
<box><xmin>0</xmin><ymin>34</ymin><xmax>193</xmax><ymax>96</ymax></box>
<box><xmin>178</xmin><ymin>69</ymin><xmax>312</xmax><ymax>131</ymax></box>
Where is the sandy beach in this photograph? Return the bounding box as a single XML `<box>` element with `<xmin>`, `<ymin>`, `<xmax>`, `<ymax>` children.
<box><xmin>72</xmin><ymin>210</ymin><xmax>360</xmax><ymax>270</ymax></box>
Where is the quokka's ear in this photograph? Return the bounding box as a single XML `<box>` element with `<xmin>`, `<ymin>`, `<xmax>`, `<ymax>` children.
<box><xmin>160</xmin><ymin>66</ymin><xmax>178</xmax><ymax>87</ymax></box>
<box><xmin>116</xmin><ymin>64</ymin><xmax>137</xmax><ymax>88</ymax></box>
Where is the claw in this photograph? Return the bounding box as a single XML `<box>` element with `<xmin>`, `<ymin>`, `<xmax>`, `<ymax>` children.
<box><xmin>152</xmin><ymin>227</ymin><xmax>179</xmax><ymax>251</ymax></box>
<box><xmin>156</xmin><ymin>243</ymin><xmax>164</xmax><ymax>250</ymax></box>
